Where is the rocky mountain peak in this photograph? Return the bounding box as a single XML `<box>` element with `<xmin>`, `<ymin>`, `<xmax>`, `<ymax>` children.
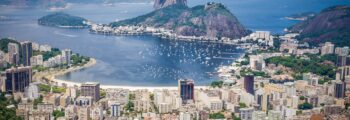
<box><xmin>154</xmin><ymin>0</ymin><xmax>187</xmax><ymax>9</ymax></box>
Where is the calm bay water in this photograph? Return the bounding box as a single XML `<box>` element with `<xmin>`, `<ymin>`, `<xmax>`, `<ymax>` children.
<box><xmin>0</xmin><ymin>0</ymin><xmax>349</xmax><ymax>86</ymax></box>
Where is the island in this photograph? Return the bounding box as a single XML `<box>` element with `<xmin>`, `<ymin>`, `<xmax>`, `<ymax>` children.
<box><xmin>38</xmin><ymin>12</ymin><xmax>89</xmax><ymax>28</ymax></box>
<box><xmin>91</xmin><ymin>1</ymin><xmax>250</xmax><ymax>41</ymax></box>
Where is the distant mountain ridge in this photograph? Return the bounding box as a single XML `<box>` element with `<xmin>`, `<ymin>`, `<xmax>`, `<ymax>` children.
<box><xmin>110</xmin><ymin>2</ymin><xmax>249</xmax><ymax>39</ymax></box>
<box><xmin>289</xmin><ymin>5</ymin><xmax>350</xmax><ymax>47</ymax></box>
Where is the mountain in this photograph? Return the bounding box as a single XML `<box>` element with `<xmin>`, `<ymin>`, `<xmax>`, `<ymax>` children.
<box><xmin>289</xmin><ymin>5</ymin><xmax>350</xmax><ymax>47</ymax></box>
<box><xmin>38</xmin><ymin>12</ymin><xmax>88</xmax><ymax>28</ymax></box>
<box><xmin>110</xmin><ymin>2</ymin><xmax>249</xmax><ymax>39</ymax></box>
<box><xmin>154</xmin><ymin>0</ymin><xmax>187</xmax><ymax>9</ymax></box>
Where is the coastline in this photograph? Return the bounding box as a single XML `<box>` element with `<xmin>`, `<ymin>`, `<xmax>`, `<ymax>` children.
<box><xmin>42</xmin><ymin>57</ymin><xmax>210</xmax><ymax>90</ymax></box>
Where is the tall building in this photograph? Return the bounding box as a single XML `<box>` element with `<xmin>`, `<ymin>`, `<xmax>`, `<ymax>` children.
<box><xmin>336</xmin><ymin>55</ymin><xmax>350</xmax><ymax>81</ymax></box>
<box><xmin>334</xmin><ymin>80</ymin><xmax>346</xmax><ymax>98</ymax></box>
<box><xmin>81</xmin><ymin>82</ymin><xmax>100</xmax><ymax>102</ymax></box>
<box><xmin>111</xmin><ymin>103</ymin><xmax>120</xmax><ymax>117</ymax></box>
<box><xmin>244</xmin><ymin>74</ymin><xmax>255</xmax><ymax>95</ymax></box>
<box><xmin>249</xmin><ymin>55</ymin><xmax>265</xmax><ymax>71</ymax></box>
<box><xmin>20</xmin><ymin>41</ymin><xmax>33</xmax><ymax>66</ymax></box>
<box><xmin>78</xmin><ymin>106</ymin><xmax>90</xmax><ymax>120</ymax></box>
<box><xmin>5</xmin><ymin>66</ymin><xmax>32</xmax><ymax>93</ymax></box>
<box><xmin>321</xmin><ymin>42</ymin><xmax>334</xmax><ymax>55</ymax></box>
<box><xmin>8</xmin><ymin>43</ymin><xmax>20</xmax><ymax>65</ymax></box>
<box><xmin>255</xmin><ymin>31</ymin><xmax>271</xmax><ymax>40</ymax></box>
<box><xmin>0</xmin><ymin>50</ymin><xmax>4</xmax><ymax>66</ymax></box>
<box><xmin>62</xmin><ymin>49</ymin><xmax>71</xmax><ymax>65</ymax></box>
<box><xmin>178</xmin><ymin>79</ymin><xmax>194</xmax><ymax>104</ymax></box>
<box><xmin>335</xmin><ymin>46</ymin><xmax>349</xmax><ymax>56</ymax></box>
<box><xmin>24</xmin><ymin>83</ymin><xmax>39</xmax><ymax>100</ymax></box>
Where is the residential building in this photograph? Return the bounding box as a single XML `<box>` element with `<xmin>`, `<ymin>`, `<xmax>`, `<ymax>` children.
<box><xmin>5</xmin><ymin>66</ymin><xmax>32</xmax><ymax>93</ymax></box>
<box><xmin>78</xmin><ymin>106</ymin><xmax>91</xmax><ymax>120</ymax></box>
<box><xmin>20</xmin><ymin>41</ymin><xmax>32</xmax><ymax>66</ymax></box>
<box><xmin>252</xmin><ymin>111</ymin><xmax>267</xmax><ymax>120</ymax></box>
<box><xmin>111</xmin><ymin>103</ymin><xmax>121</xmax><ymax>117</ymax></box>
<box><xmin>30</xmin><ymin>55</ymin><xmax>43</xmax><ymax>66</ymax></box>
<box><xmin>24</xmin><ymin>83</ymin><xmax>39</xmax><ymax>100</ymax></box>
<box><xmin>240</xmin><ymin>107</ymin><xmax>254</xmax><ymax>120</ymax></box>
<box><xmin>179</xmin><ymin>112</ymin><xmax>192</xmax><ymax>120</ymax></box>
<box><xmin>81</xmin><ymin>82</ymin><xmax>100</xmax><ymax>102</ymax></box>
<box><xmin>334</xmin><ymin>80</ymin><xmax>346</xmax><ymax>98</ymax></box>
<box><xmin>244</xmin><ymin>74</ymin><xmax>255</xmax><ymax>95</ymax></box>
<box><xmin>178</xmin><ymin>79</ymin><xmax>194</xmax><ymax>104</ymax></box>
<box><xmin>62</xmin><ymin>49</ymin><xmax>71</xmax><ymax>65</ymax></box>
<box><xmin>321</xmin><ymin>42</ymin><xmax>334</xmax><ymax>55</ymax></box>
<box><xmin>335</xmin><ymin>46</ymin><xmax>349</xmax><ymax>56</ymax></box>
<box><xmin>249</xmin><ymin>55</ymin><xmax>265</xmax><ymax>71</ymax></box>
<box><xmin>8</xmin><ymin>43</ymin><xmax>20</xmax><ymax>65</ymax></box>
<box><xmin>268</xmin><ymin>110</ymin><xmax>281</xmax><ymax>120</ymax></box>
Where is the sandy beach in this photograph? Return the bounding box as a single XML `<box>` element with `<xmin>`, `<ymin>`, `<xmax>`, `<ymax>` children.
<box><xmin>41</xmin><ymin>58</ymin><xmax>209</xmax><ymax>90</ymax></box>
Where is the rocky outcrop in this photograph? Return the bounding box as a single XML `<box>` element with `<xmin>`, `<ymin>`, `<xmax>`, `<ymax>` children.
<box><xmin>111</xmin><ymin>2</ymin><xmax>249</xmax><ymax>39</ymax></box>
<box><xmin>154</xmin><ymin>0</ymin><xmax>187</xmax><ymax>9</ymax></box>
<box><xmin>289</xmin><ymin>5</ymin><xmax>350</xmax><ymax>46</ymax></box>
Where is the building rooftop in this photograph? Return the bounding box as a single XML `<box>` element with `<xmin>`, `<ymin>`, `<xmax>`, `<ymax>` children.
<box><xmin>82</xmin><ymin>82</ymin><xmax>100</xmax><ymax>86</ymax></box>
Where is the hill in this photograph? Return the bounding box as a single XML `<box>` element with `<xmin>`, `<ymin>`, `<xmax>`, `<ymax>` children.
<box><xmin>110</xmin><ymin>2</ymin><xmax>249</xmax><ymax>39</ymax></box>
<box><xmin>38</xmin><ymin>12</ymin><xmax>88</xmax><ymax>28</ymax></box>
<box><xmin>288</xmin><ymin>5</ymin><xmax>350</xmax><ymax>47</ymax></box>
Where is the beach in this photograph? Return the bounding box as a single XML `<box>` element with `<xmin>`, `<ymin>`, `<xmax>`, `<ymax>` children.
<box><xmin>41</xmin><ymin>58</ymin><xmax>209</xmax><ymax>90</ymax></box>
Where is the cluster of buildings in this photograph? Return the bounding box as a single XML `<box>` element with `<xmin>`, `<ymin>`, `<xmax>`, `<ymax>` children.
<box><xmin>43</xmin><ymin>48</ymin><xmax>71</xmax><ymax>67</ymax></box>
<box><xmin>0</xmin><ymin>40</ymin><xmax>72</xmax><ymax>68</ymax></box>
<box><xmin>2</xmin><ymin>30</ymin><xmax>350</xmax><ymax>120</ymax></box>
<box><xmin>91</xmin><ymin>24</ymin><xmax>237</xmax><ymax>41</ymax></box>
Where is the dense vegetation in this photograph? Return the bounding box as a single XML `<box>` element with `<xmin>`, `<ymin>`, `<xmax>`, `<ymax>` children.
<box><xmin>38</xmin><ymin>84</ymin><xmax>66</xmax><ymax>93</ymax></box>
<box><xmin>53</xmin><ymin>109</ymin><xmax>65</xmax><ymax>119</ymax></box>
<box><xmin>239</xmin><ymin>68</ymin><xmax>269</xmax><ymax>77</ymax></box>
<box><xmin>0</xmin><ymin>92</ymin><xmax>22</xmax><ymax>120</ymax></box>
<box><xmin>289</xmin><ymin>6</ymin><xmax>350</xmax><ymax>47</ymax></box>
<box><xmin>110</xmin><ymin>2</ymin><xmax>248</xmax><ymax>38</ymax></box>
<box><xmin>266</xmin><ymin>54</ymin><xmax>336</xmax><ymax>80</ymax></box>
<box><xmin>298</xmin><ymin>102</ymin><xmax>313</xmax><ymax>110</ymax></box>
<box><xmin>33</xmin><ymin>48</ymin><xmax>61</xmax><ymax>61</ymax></box>
<box><xmin>209</xmin><ymin>112</ymin><xmax>225</xmax><ymax>119</ymax></box>
<box><xmin>210</xmin><ymin>81</ymin><xmax>224</xmax><ymax>88</ymax></box>
<box><xmin>71</xmin><ymin>54</ymin><xmax>90</xmax><ymax>66</ymax></box>
<box><xmin>110</xmin><ymin>4</ymin><xmax>188</xmax><ymax>28</ymax></box>
<box><xmin>38</xmin><ymin>12</ymin><xmax>87</xmax><ymax>27</ymax></box>
<box><xmin>124</xmin><ymin>94</ymin><xmax>135</xmax><ymax>112</ymax></box>
<box><xmin>239</xmin><ymin>102</ymin><xmax>247</xmax><ymax>108</ymax></box>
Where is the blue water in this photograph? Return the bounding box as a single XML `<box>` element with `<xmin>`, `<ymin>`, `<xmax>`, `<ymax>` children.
<box><xmin>0</xmin><ymin>0</ymin><xmax>349</xmax><ymax>86</ymax></box>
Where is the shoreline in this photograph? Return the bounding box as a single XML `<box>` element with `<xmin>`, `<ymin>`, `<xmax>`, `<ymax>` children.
<box><xmin>42</xmin><ymin>58</ymin><xmax>210</xmax><ymax>90</ymax></box>
<box><xmin>41</xmin><ymin>42</ymin><xmax>245</xmax><ymax>91</ymax></box>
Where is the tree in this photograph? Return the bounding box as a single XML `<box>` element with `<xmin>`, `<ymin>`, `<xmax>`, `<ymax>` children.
<box><xmin>0</xmin><ymin>92</ymin><xmax>22</xmax><ymax>120</ymax></box>
<box><xmin>53</xmin><ymin>110</ymin><xmax>65</xmax><ymax>119</ymax></box>
<box><xmin>211</xmin><ymin>81</ymin><xmax>224</xmax><ymax>88</ymax></box>
<box><xmin>231</xmin><ymin>112</ymin><xmax>242</xmax><ymax>120</ymax></box>
<box><xmin>298</xmin><ymin>102</ymin><xmax>313</xmax><ymax>110</ymax></box>
<box><xmin>209</xmin><ymin>112</ymin><xmax>225</xmax><ymax>119</ymax></box>
<box><xmin>239</xmin><ymin>103</ymin><xmax>247</xmax><ymax>108</ymax></box>
<box><xmin>124</xmin><ymin>101</ymin><xmax>134</xmax><ymax>112</ymax></box>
